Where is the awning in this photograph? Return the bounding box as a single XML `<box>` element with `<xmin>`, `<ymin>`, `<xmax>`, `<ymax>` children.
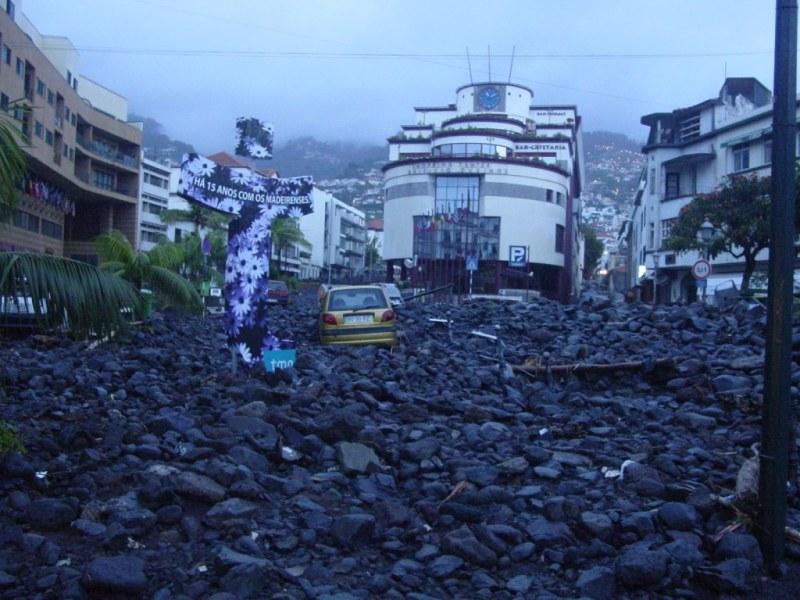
<box><xmin>662</xmin><ymin>152</ymin><xmax>716</xmax><ymax>168</ymax></box>
<box><xmin>720</xmin><ymin>133</ymin><xmax>760</xmax><ymax>148</ymax></box>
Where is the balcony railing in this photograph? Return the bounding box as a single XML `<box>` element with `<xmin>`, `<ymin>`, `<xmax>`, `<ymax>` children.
<box><xmin>75</xmin><ymin>171</ymin><xmax>137</xmax><ymax>198</ymax></box>
<box><xmin>76</xmin><ymin>134</ymin><xmax>139</xmax><ymax>170</ymax></box>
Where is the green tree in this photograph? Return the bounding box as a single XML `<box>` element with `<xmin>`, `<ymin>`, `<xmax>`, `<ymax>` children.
<box><xmin>271</xmin><ymin>217</ymin><xmax>310</xmax><ymax>274</ymax></box>
<box><xmin>95</xmin><ymin>231</ymin><xmax>201</xmax><ymax>312</ymax></box>
<box><xmin>581</xmin><ymin>224</ymin><xmax>605</xmax><ymax>277</ymax></box>
<box><xmin>665</xmin><ymin>174</ymin><xmax>793</xmax><ymax>294</ymax></box>
<box><xmin>365</xmin><ymin>235</ymin><xmax>381</xmax><ymax>273</ymax></box>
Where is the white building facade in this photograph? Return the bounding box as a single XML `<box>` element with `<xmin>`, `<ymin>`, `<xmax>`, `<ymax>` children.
<box><xmin>382</xmin><ymin>82</ymin><xmax>584</xmax><ymax>302</ymax></box>
<box><xmin>628</xmin><ymin>78</ymin><xmax>789</xmax><ymax>303</ymax></box>
<box><xmin>137</xmin><ymin>158</ymin><xmax>170</xmax><ymax>251</ymax></box>
<box><xmin>299</xmin><ymin>188</ymin><xmax>367</xmax><ymax>280</ymax></box>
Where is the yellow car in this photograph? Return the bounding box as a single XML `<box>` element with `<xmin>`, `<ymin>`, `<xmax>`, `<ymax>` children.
<box><xmin>319</xmin><ymin>285</ymin><xmax>398</xmax><ymax>346</ymax></box>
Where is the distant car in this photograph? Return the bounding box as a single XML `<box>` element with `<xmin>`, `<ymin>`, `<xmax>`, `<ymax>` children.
<box><xmin>267</xmin><ymin>280</ymin><xmax>290</xmax><ymax>306</ymax></box>
<box><xmin>380</xmin><ymin>283</ymin><xmax>404</xmax><ymax>308</ymax></box>
<box><xmin>319</xmin><ymin>285</ymin><xmax>397</xmax><ymax>346</ymax></box>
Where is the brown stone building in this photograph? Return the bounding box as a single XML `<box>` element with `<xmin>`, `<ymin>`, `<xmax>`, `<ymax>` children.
<box><xmin>0</xmin><ymin>2</ymin><xmax>142</xmax><ymax>262</ymax></box>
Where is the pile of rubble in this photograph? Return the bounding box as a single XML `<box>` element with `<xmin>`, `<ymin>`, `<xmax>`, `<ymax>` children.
<box><xmin>0</xmin><ymin>290</ymin><xmax>798</xmax><ymax>599</ymax></box>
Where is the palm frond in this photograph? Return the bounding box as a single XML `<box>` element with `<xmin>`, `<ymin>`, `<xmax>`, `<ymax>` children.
<box><xmin>95</xmin><ymin>231</ymin><xmax>136</xmax><ymax>265</ymax></box>
<box><xmin>147</xmin><ymin>242</ymin><xmax>184</xmax><ymax>270</ymax></box>
<box><xmin>147</xmin><ymin>265</ymin><xmax>202</xmax><ymax>312</ymax></box>
<box><xmin>161</xmin><ymin>209</ymin><xmax>195</xmax><ymax>226</ymax></box>
<box><xmin>0</xmin><ymin>252</ymin><xmax>139</xmax><ymax>336</ymax></box>
<box><xmin>0</xmin><ymin>113</ymin><xmax>27</xmax><ymax>222</ymax></box>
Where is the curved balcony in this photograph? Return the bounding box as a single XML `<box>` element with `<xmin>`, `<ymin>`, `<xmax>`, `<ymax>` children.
<box><xmin>75</xmin><ymin>134</ymin><xmax>139</xmax><ymax>171</ymax></box>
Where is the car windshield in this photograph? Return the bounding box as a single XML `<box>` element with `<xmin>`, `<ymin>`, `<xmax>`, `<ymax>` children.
<box><xmin>268</xmin><ymin>281</ymin><xmax>287</xmax><ymax>290</ymax></box>
<box><xmin>383</xmin><ymin>284</ymin><xmax>401</xmax><ymax>298</ymax></box>
<box><xmin>328</xmin><ymin>288</ymin><xmax>388</xmax><ymax>311</ymax></box>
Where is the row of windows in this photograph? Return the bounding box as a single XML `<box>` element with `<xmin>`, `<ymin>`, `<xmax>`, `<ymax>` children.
<box><xmin>142</xmin><ymin>201</ymin><xmax>165</xmax><ymax>215</ymax></box>
<box><xmin>12</xmin><ymin>210</ymin><xmax>61</xmax><ymax>239</ymax></box>
<box><xmin>144</xmin><ymin>172</ymin><xmax>169</xmax><ymax>189</ymax></box>
<box><xmin>94</xmin><ymin>169</ymin><xmax>115</xmax><ymax>190</ymax></box>
<box><xmin>431</xmin><ymin>143</ymin><xmax>509</xmax><ymax>159</ymax></box>
<box><xmin>140</xmin><ymin>230</ymin><xmax>166</xmax><ymax>244</ymax></box>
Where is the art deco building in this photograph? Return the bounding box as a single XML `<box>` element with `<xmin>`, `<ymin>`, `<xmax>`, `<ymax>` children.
<box><xmin>382</xmin><ymin>81</ymin><xmax>585</xmax><ymax>301</ymax></box>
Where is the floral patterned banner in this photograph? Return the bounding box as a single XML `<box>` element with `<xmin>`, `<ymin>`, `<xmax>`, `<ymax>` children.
<box><xmin>177</xmin><ymin>153</ymin><xmax>313</xmax><ymax>366</ymax></box>
<box><xmin>235</xmin><ymin>117</ymin><xmax>274</xmax><ymax>159</ymax></box>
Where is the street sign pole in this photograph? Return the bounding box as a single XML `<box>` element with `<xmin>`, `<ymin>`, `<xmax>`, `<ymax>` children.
<box><xmin>758</xmin><ymin>0</ymin><xmax>797</xmax><ymax>574</ymax></box>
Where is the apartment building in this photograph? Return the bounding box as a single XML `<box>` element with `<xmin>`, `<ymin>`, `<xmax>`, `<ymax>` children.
<box><xmin>138</xmin><ymin>158</ymin><xmax>170</xmax><ymax>251</ymax></box>
<box><xmin>628</xmin><ymin>78</ymin><xmax>787</xmax><ymax>302</ymax></box>
<box><xmin>299</xmin><ymin>188</ymin><xmax>367</xmax><ymax>280</ymax></box>
<box><xmin>0</xmin><ymin>2</ymin><xmax>142</xmax><ymax>262</ymax></box>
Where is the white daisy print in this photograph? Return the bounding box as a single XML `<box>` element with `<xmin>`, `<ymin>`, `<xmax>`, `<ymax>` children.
<box><xmin>230</xmin><ymin>169</ymin><xmax>250</xmax><ymax>185</ymax></box>
<box><xmin>232</xmin><ymin>292</ymin><xmax>251</xmax><ymax>319</ymax></box>
<box><xmin>234</xmin><ymin>343</ymin><xmax>254</xmax><ymax>365</ymax></box>
<box><xmin>287</xmin><ymin>207</ymin><xmax>304</xmax><ymax>219</ymax></box>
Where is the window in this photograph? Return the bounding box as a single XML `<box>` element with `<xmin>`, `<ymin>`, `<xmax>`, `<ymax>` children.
<box><xmin>661</xmin><ymin>218</ymin><xmax>677</xmax><ymax>244</ymax></box>
<box><xmin>63</xmin><ymin>144</ymin><xmax>68</xmax><ymax>157</ymax></box>
<box><xmin>556</xmin><ymin>192</ymin><xmax>564</xmax><ymax>206</ymax></box>
<box><xmin>732</xmin><ymin>142</ymin><xmax>750</xmax><ymax>171</ymax></box>
<box><xmin>93</xmin><ymin>169</ymin><xmax>114</xmax><ymax>190</ymax></box>
<box><xmin>36</xmin><ymin>78</ymin><xmax>45</xmax><ymax>96</ymax></box>
<box><xmin>13</xmin><ymin>210</ymin><xmax>39</xmax><ymax>233</ymax></box>
<box><xmin>41</xmin><ymin>219</ymin><xmax>62</xmax><ymax>239</ymax></box>
<box><xmin>648</xmin><ymin>168</ymin><xmax>656</xmax><ymax>194</ymax></box>
<box><xmin>546</xmin><ymin>189</ymin><xmax>554</xmax><ymax>203</ymax></box>
<box><xmin>1</xmin><ymin>94</ymin><xmax>9</xmax><ymax>110</ymax></box>
<box><xmin>764</xmin><ymin>139</ymin><xmax>772</xmax><ymax>165</ymax></box>
<box><xmin>64</xmin><ymin>107</ymin><xmax>70</xmax><ymax>121</ymax></box>
<box><xmin>7</xmin><ymin>1</ymin><xmax>15</xmax><ymax>20</ymax></box>
<box><xmin>66</xmin><ymin>70</ymin><xmax>72</xmax><ymax>86</ymax></box>
<box><xmin>70</xmin><ymin>114</ymin><xmax>76</xmax><ymax>127</ymax></box>
<box><xmin>2</xmin><ymin>45</ymin><xmax>10</xmax><ymax>65</ymax></box>
<box><xmin>174</xmin><ymin>228</ymin><xmax>182</xmax><ymax>243</ymax></box>
<box><xmin>45</xmin><ymin>130</ymin><xmax>53</xmax><ymax>145</ymax></box>
<box><xmin>434</xmin><ymin>176</ymin><xmax>479</xmax><ymax>216</ymax></box>
<box><xmin>15</xmin><ymin>57</ymin><xmax>23</xmax><ymax>77</ymax></box>
<box><xmin>68</xmin><ymin>148</ymin><xmax>74</xmax><ymax>161</ymax></box>
<box><xmin>679</xmin><ymin>113</ymin><xmax>701</xmax><ymax>141</ymax></box>
<box><xmin>47</xmin><ymin>90</ymin><xmax>54</xmax><ymax>106</ymax></box>
<box><xmin>34</xmin><ymin>120</ymin><xmax>42</xmax><ymax>138</ymax></box>
<box><xmin>664</xmin><ymin>254</ymin><xmax>676</xmax><ymax>265</ymax></box>
<box><xmin>665</xmin><ymin>173</ymin><xmax>680</xmax><ymax>199</ymax></box>
<box><xmin>144</xmin><ymin>173</ymin><xmax>169</xmax><ymax>189</ymax></box>
<box><xmin>649</xmin><ymin>222</ymin><xmax>655</xmax><ymax>248</ymax></box>
<box><xmin>555</xmin><ymin>224</ymin><xmax>565</xmax><ymax>253</ymax></box>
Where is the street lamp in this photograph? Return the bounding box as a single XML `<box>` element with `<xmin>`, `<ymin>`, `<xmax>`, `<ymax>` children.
<box><xmin>696</xmin><ymin>217</ymin><xmax>715</xmax><ymax>259</ymax></box>
<box><xmin>651</xmin><ymin>251</ymin><xmax>660</xmax><ymax>306</ymax></box>
<box><xmin>696</xmin><ymin>217</ymin><xmax>716</xmax><ymax>303</ymax></box>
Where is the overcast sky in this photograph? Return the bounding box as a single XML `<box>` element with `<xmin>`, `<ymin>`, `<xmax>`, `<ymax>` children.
<box><xmin>24</xmin><ymin>0</ymin><xmax>777</xmax><ymax>153</ymax></box>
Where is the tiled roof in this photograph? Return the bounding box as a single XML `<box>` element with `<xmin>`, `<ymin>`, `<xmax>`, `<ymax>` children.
<box><xmin>207</xmin><ymin>152</ymin><xmax>248</xmax><ymax>168</ymax></box>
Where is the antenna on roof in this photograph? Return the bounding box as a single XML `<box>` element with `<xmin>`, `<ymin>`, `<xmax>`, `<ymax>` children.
<box><xmin>507</xmin><ymin>45</ymin><xmax>516</xmax><ymax>83</ymax></box>
<box><xmin>466</xmin><ymin>47</ymin><xmax>474</xmax><ymax>85</ymax></box>
<box><xmin>488</xmin><ymin>45</ymin><xmax>492</xmax><ymax>81</ymax></box>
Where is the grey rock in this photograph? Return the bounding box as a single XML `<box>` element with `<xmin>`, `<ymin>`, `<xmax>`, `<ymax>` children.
<box><xmin>331</xmin><ymin>513</ymin><xmax>375</xmax><ymax>548</ymax></box>
<box><xmin>506</xmin><ymin>574</ymin><xmax>533</xmax><ymax>594</ymax></box>
<box><xmin>657</xmin><ymin>502</ymin><xmax>698</xmax><ymax>531</ymax></box>
<box><xmin>576</xmin><ymin>566</ymin><xmax>615</xmax><ymax>600</ymax></box>
<box><xmin>83</xmin><ymin>556</ymin><xmax>146</xmax><ymax>594</ymax></box>
<box><xmin>580</xmin><ymin>511</ymin><xmax>614</xmax><ymax>541</ymax></box>
<box><xmin>442</xmin><ymin>526</ymin><xmax>498</xmax><ymax>567</ymax></box>
<box><xmin>27</xmin><ymin>498</ymin><xmax>76</xmax><ymax>531</ymax></box>
<box><xmin>175</xmin><ymin>471</ymin><xmax>226</xmax><ymax>503</ymax></box>
<box><xmin>403</xmin><ymin>438</ymin><xmax>441</xmax><ymax>461</ymax></box>
<box><xmin>615</xmin><ymin>545</ymin><xmax>668</xmax><ymax>588</ymax></box>
<box><xmin>714</xmin><ymin>533</ymin><xmax>763</xmax><ymax>567</ymax></box>
<box><xmin>525</xmin><ymin>518</ymin><xmax>574</xmax><ymax>547</ymax></box>
<box><xmin>427</xmin><ymin>554</ymin><xmax>463</xmax><ymax>578</ymax></box>
<box><xmin>712</xmin><ymin>374</ymin><xmax>751</xmax><ymax>393</ymax></box>
<box><xmin>337</xmin><ymin>442</ymin><xmax>381</xmax><ymax>474</ymax></box>
<box><xmin>206</xmin><ymin>498</ymin><xmax>258</xmax><ymax>524</ymax></box>
<box><xmin>694</xmin><ymin>558</ymin><xmax>755</xmax><ymax>593</ymax></box>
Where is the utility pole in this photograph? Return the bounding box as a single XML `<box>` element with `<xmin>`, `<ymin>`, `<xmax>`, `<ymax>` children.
<box><xmin>758</xmin><ymin>0</ymin><xmax>797</xmax><ymax>574</ymax></box>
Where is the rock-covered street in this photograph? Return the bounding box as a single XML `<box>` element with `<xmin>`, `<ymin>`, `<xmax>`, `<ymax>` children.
<box><xmin>1</xmin><ymin>291</ymin><xmax>799</xmax><ymax>599</ymax></box>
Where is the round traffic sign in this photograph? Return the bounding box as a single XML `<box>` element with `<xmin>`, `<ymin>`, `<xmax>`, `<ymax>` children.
<box><xmin>692</xmin><ymin>259</ymin><xmax>712</xmax><ymax>280</ymax></box>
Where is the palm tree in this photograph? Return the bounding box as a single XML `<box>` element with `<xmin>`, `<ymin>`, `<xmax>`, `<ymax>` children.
<box><xmin>0</xmin><ymin>107</ymin><xmax>29</xmax><ymax>222</ymax></box>
<box><xmin>162</xmin><ymin>204</ymin><xmax>229</xmax><ymax>237</ymax></box>
<box><xmin>0</xmin><ymin>252</ymin><xmax>139</xmax><ymax>336</ymax></box>
<box><xmin>271</xmin><ymin>217</ymin><xmax>311</xmax><ymax>275</ymax></box>
<box><xmin>365</xmin><ymin>236</ymin><xmax>381</xmax><ymax>275</ymax></box>
<box><xmin>95</xmin><ymin>231</ymin><xmax>202</xmax><ymax>313</ymax></box>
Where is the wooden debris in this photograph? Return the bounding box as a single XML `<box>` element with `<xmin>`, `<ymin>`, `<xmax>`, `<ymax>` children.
<box><xmin>437</xmin><ymin>480</ymin><xmax>470</xmax><ymax>509</ymax></box>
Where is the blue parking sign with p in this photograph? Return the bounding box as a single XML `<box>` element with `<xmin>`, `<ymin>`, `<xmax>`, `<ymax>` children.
<box><xmin>509</xmin><ymin>245</ymin><xmax>527</xmax><ymax>267</ymax></box>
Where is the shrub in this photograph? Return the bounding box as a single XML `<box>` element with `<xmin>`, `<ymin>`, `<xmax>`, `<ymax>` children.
<box><xmin>0</xmin><ymin>420</ymin><xmax>24</xmax><ymax>455</ymax></box>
